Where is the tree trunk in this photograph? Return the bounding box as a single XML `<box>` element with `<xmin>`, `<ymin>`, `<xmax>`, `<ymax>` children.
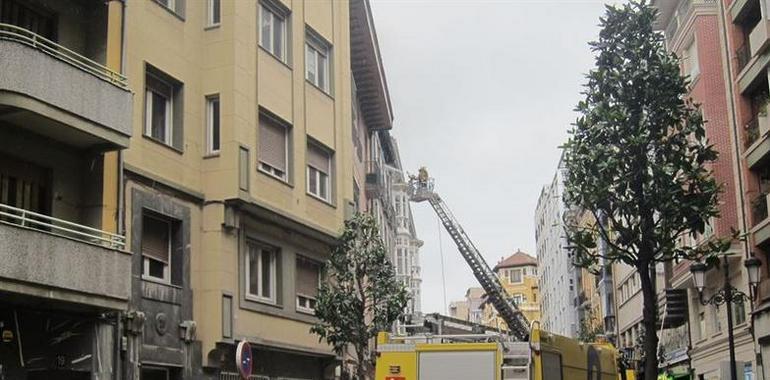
<box><xmin>637</xmin><ymin>260</ymin><xmax>659</xmax><ymax>380</ymax></box>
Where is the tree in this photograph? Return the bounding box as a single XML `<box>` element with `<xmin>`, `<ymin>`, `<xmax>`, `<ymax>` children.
<box><xmin>562</xmin><ymin>2</ymin><xmax>728</xmax><ymax>379</ymax></box>
<box><xmin>577</xmin><ymin>309</ymin><xmax>604</xmax><ymax>343</ymax></box>
<box><xmin>311</xmin><ymin>213</ymin><xmax>409</xmax><ymax>379</ymax></box>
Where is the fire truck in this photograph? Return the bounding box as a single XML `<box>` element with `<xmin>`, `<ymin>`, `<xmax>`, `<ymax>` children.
<box><xmin>373</xmin><ymin>169</ymin><xmax>635</xmax><ymax>380</ymax></box>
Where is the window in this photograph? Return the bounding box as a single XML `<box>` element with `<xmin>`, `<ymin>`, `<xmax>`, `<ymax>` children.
<box><xmin>684</xmin><ymin>39</ymin><xmax>699</xmax><ymax>78</ymax></box>
<box><xmin>222</xmin><ymin>294</ymin><xmax>232</xmax><ymax>338</ymax></box>
<box><xmin>246</xmin><ymin>241</ymin><xmax>277</xmax><ymax>303</ymax></box>
<box><xmin>698</xmin><ymin>311</ymin><xmax>705</xmax><ymax>340</ymax></box>
<box><xmin>305</xmin><ymin>31</ymin><xmax>331</xmax><ymax>93</ymax></box>
<box><xmin>239</xmin><ymin>147</ymin><xmax>250</xmax><ymax>191</ymax></box>
<box><xmin>307</xmin><ymin>143</ymin><xmax>332</xmax><ymax>201</ymax></box>
<box><xmin>510</xmin><ymin>269</ymin><xmax>523</xmax><ymax>283</ymax></box>
<box><xmin>713</xmin><ymin>304</ymin><xmax>722</xmax><ymax>332</ymax></box>
<box><xmin>512</xmin><ymin>294</ymin><xmax>525</xmax><ymax>305</ymax></box>
<box><xmin>144</xmin><ymin>67</ymin><xmax>183</xmax><ymax>150</ymax></box>
<box><xmin>207</xmin><ymin>0</ymin><xmax>220</xmax><ymax>26</ymax></box>
<box><xmin>141</xmin><ymin>214</ymin><xmax>172</xmax><ymax>283</ymax></box>
<box><xmin>145</xmin><ymin>73</ymin><xmax>173</xmax><ymax>145</ymax></box>
<box><xmin>0</xmin><ymin>0</ymin><xmax>56</xmax><ymax>40</ymax></box>
<box><xmin>733</xmin><ymin>299</ymin><xmax>746</xmax><ymax>325</ymax></box>
<box><xmin>296</xmin><ymin>256</ymin><xmax>320</xmax><ymax>314</ymax></box>
<box><xmin>141</xmin><ymin>367</ymin><xmax>170</xmax><ymax>380</ymax></box>
<box><xmin>154</xmin><ymin>0</ymin><xmax>185</xmax><ymax>17</ymax></box>
<box><xmin>258</xmin><ymin>114</ymin><xmax>289</xmax><ymax>181</ymax></box>
<box><xmin>206</xmin><ymin>95</ymin><xmax>220</xmax><ymax>154</ymax></box>
<box><xmin>259</xmin><ymin>3</ymin><xmax>287</xmax><ymax>61</ymax></box>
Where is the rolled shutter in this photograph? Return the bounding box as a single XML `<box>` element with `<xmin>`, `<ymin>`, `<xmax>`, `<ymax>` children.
<box><xmin>142</xmin><ymin>216</ymin><xmax>170</xmax><ymax>263</ymax></box>
<box><xmin>259</xmin><ymin>119</ymin><xmax>287</xmax><ymax>171</ymax></box>
<box><xmin>307</xmin><ymin>144</ymin><xmax>329</xmax><ymax>174</ymax></box>
<box><xmin>296</xmin><ymin>257</ymin><xmax>320</xmax><ymax>297</ymax></box>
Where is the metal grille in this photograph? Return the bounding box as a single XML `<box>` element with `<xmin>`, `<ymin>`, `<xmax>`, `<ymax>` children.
<box><xmin>219</xmin><ymin>373</ymin><xmax>269</xmax><ymax>380</ymax></box>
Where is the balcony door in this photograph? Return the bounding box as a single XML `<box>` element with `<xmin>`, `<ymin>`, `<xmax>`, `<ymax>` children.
<box><xmin>0</xmin><ymin>153</ymin><xmax>51</xmax><ymax>215</ymax></box>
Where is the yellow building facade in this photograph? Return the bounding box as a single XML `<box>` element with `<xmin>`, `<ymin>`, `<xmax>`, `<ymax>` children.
<box><xmin>483</xmin><ymin>251</ymin><xmax>541</xmax><ymax>330</ymax></box>
<box><xmin>119</xmin><ymin>0</ymin><xmax>370</xmax><ymax>378</ymax></box>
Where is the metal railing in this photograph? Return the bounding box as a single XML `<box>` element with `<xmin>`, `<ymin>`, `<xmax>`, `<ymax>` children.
<box><xmin>0</xmin><ymin>203</ymin><xmax>125</xmax><ymax>250</ymax></box>
<box><xmin>0</xmin><ymin>23</ymin><xmax>128</xmax><ymax>89</ymax></box>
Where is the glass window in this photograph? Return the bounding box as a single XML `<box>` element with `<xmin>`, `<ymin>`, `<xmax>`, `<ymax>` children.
<box><xmin>296</xmin><ymin>256</ymin><xmax>320</xmax><ymax>313</ymax></box>
<box><xmin>258</xmin><ymin>115</ymin><xmax>289</xmax><ymax>181</ymax></box>
<box><xmin>541</xmin><ymin>352</ymin><xmax>562</xmax><ymax>380</ymax></box>
<box><xmin>510</xmin><ymin>269</ymin><xmax>523</xmax><ymax>283</ymax></box>
<box><xmin>206</xmin><ymin>95</ymin><xmax>220</xmax><ymax>154</ymax></box>
<box><xmin>306</xmin><ymin>34</ymin><xmax>330</xmax><ymax>92</ymax></box>
<box><xmin>207</xmin><ymin>0</ymin><xmax>220</xmax><ymax>26</ymax></box>
<box><xmin>145</xmin><ymin>73</ymin><xmax>173</xmax><ymax>145</ymax></box>
<box><xmin>307</xmin><ymin>143</ymin><xmax>332</xmax><ymax>201</ymax></box>
<box><xmin>246</xmin><ymin>241</ymin><xmax>277</xmax><ymax>303</ymax></box>
<box><xmin>733</xmin><ymin>299</ymin><xmax>746</xmax><ymax>325</ymax></box>
<box><xmin>259</xmin><ymin>4</ymin><xmax>287</xmax><ymax>61</ymax></box>
<box><xmin>141</xmin><ymin>214</ymin><xmax>171</xmax><ymax>283</ymax></box>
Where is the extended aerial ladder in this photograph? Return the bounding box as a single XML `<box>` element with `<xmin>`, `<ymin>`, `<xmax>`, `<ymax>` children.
<box><xmin>408</xmin><ymin>168</ymin><xmax>530</xmax><ymax>341</ymax></box>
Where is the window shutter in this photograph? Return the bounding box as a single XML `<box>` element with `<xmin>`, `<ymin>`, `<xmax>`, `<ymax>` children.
<box><xmin>296</xmin><ymin>257</ymin><xmax>319</xmax><ymax>297</ymax></box>
<box><xmin>259</xmin><ymin>119</ymin><xmax>287</xmax><ymax>171</ymax></box>
<box><xmin>307</xmin><ymin>144</ymin><xmax>329</xmax><ymax>174</ymax></box>
<box><xmin>142</xmin><ymin>216</ymin><xmax>170</xmax><ymax>263</ymax></box>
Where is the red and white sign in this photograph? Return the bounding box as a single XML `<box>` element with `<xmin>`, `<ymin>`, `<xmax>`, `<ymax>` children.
<box><xmin>235</xmin><ymin>341</ymin><xmax>253</xmax><ymax>379</ymax></box>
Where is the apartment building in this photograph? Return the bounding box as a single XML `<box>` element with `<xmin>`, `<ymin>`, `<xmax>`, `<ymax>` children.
<box><xmin>483</xmin><ymin>251</ymin><xmax>541</xmax><ymax>329</ymax></box>
<box><xmin>650</xmin><ymin>0</ymin><xmax>756</xmax><ymax>378</ymax></box>
<box><xmin>448</xmin><ymin>287</ymin><xmax>486</xmax><ymax>325</ymax></box>
<box><xmin>118</xmin><ymin>0</ymin><xmax>384</xmax><ymax>378</ymax></box>
<box><xmin>0</xmin><ymin>0</ymin><xmax>131</xmax><ymax>378</ymax></box>
<box><xmin>535</xmin><ymin>155</ymin><xmax>579</xmax><ymax>337</ymax></box>
<box><xmin>390</xmin><ymin>138</ymin><xmax>423</xmax><ymax>316</ymax></box>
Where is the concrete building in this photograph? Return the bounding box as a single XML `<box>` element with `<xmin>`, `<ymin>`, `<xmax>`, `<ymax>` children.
<box><xmin>650</xmin><ymin>1</ymin><xmax>756</xmax><ymax>378</ymax></box>
<box><xmin>483</xmin><ymin>250</ymin><xmax>541</xmax><ymax>329</ymax></box>
<box><xmin>0</xmin><ymin>0</ymin><xmax>131</xmax><ymax>378</ymax></box>
<box><xmin>389</xmin><ymin>139</ymin><xmax>423</xmax><ymax>316</ymax></box>
<box><xmin>448</xmin><ymin>287</ymin><xmax>486</xmax><ymax>325</ymax></box>
<box><xmin>535</xmin><ymin>156</ymin><xmax>579</xmax><ymax>337</ymax></box>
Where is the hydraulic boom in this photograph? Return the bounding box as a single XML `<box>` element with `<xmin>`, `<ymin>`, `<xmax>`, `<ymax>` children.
<box><xmin>408</xmin><ymin>168</ymin><xmax>530</xmax><ymax>340</ymax></box>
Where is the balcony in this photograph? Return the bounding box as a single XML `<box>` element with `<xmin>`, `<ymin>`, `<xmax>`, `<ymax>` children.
<box><xmin>0</xmin><ymin>22</ymin><xmax>132</xmax><ymax>150</ymax></box>
<box><xmin>752</xmin><ymin>193</ymin><xmax>770</xmax><ymax>246</ymax></box>
<box><xmin>745</xmin><ymin>115</ymin><xmax>770</xmax><ymax>168</ymax></box>
<box><xmin>750</xmin><ymin>19</ymin><xmax>770</xmax><ymax>57</ymax></box>
<box><xmin>0</xmin><ymin>202</ymin><xmax>130</xmax><ymax>310</ymax></box>
<box><xmin>656</xmin><ymin>0</ymin><xmax>718</xmax><ymax>47</ymax></box>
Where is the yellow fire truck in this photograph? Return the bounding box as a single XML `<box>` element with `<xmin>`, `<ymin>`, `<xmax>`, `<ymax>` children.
<box><xmin>376</xmin><ymin>170</ymin><xmax>636</xmax><ymax>380</ymax></box>
<box><xmin>375</xmin><ymin>323</ymin><xmax>635</xmax><ymax>380</ymax></box>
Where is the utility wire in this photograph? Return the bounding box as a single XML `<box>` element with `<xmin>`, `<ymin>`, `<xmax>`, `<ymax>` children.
<box><xmin>437</xmin><ymin>215</ymin><xmax>448</xmax><ymax>315</ymax></box>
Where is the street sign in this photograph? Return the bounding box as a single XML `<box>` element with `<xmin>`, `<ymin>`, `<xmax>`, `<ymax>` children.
<box><xmin>235</xmin><ymin>341</ymin><xmax>253</xmax><ymax>379</ymax></box>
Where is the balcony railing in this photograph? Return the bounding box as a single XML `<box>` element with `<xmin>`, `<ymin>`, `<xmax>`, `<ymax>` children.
<box><xmin>664</xmin><ymin>0</ymin><xmax>719</xmax><ymax>45</ymax></box>
<box><xmin>752</xmin><ymin>193</ymin><xmax>769</xmax><ymax>226</ymax></box>
<box><xmin>0</xmin><ymin>23</ymin><xmax>127</xmax><ymax>89</ymax></box>
<box><xmin>0</xmin><ymin>203</ymin><xmax>125</xmax><ymax>250</ymax></box>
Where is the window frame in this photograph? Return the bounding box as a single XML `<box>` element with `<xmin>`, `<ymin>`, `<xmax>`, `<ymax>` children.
<box><xmin>257</xmin><ymin>114</ymin><xmax>290</xmax><ymax>182</ymax></box>
<box><xmin>259</xmin><ymin>2</ymin><xmax>288</xmax><ymax>62</ymax></box>
<box><xmin>145</xmin><ymin>73</ymin><xmax>174</xmax><ymax>146</ymax></box>
<box><xmin>245</xmin><ymin>241</ymin><xmax>278</xmax><ymax>304</ymax></box>
<box><xmin>141</xmin><ymin>366</ymin><xmax>171</xmax><ymax>380</ymax></box>
<box><xmin>295</xmin><ymin>256</ymin><xmax>321</xmax><ymax>315</ymax></box>
<box><xmin>141</xmin><ymin>214</ymin><xmax>172</xmax><ymax>284</ymax></box>
<box><xmin>207</xmin><ymin>0</ymin><xmax>221</xmax><ymax>27</ymax></box>
<box><xmin>205</xmin><ymin>94</ymin><xmax>221</xmax><ymax>155</ymax></box>
<box><xmin>305</xmin><ymin>31</ymin><xmax>331</xmax><ymax>93</ymax></box>
<box><xmin>306</xmin><ymin>143</ymin><xmax>332</xmax><ymax>202</ymax></box>
<box><xmin>510</xmin><ymin>268</ymin><xmax>523</xmax><ymax>284</ymax></box>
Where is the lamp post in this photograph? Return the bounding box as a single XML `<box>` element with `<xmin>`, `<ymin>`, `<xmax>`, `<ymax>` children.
<box><xmin>690</xmin><ymin>254</ymin><xmax>761</xmax><ymax>380</ymax></box>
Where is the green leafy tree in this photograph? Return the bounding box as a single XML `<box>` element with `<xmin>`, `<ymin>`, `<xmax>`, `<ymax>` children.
<box><xmin>577</xmin><ymin>310</ymin><xmax>604</xmax><ymax>343</ymax></box>
<box><xmin>311</xmin><ymin>213</ymin><xmax>409</xmax><ymax>380</ymax></box>
<box><xmin>562</xmin><ymin>2</ymin><xmax>728</xmax><ymax>379</ymax></box>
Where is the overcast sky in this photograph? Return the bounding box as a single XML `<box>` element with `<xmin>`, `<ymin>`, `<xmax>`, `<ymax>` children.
<box><xmin>369</xmin><ymin>0</ymin><xmax>620</xmax><ymax>314</ymax></box>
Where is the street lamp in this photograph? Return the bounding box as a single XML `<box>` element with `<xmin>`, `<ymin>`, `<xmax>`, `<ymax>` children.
<box><xmin>689</xmin><ymin>255</ymin><xmax>761</xmax><ymax>380</ymax></box>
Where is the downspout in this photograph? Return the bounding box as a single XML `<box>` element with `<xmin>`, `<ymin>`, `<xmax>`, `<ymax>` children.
<box><xmin>717</xmin><ymin>1</ymin><xmax>762</xmax><ymax>378</ymax></box>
